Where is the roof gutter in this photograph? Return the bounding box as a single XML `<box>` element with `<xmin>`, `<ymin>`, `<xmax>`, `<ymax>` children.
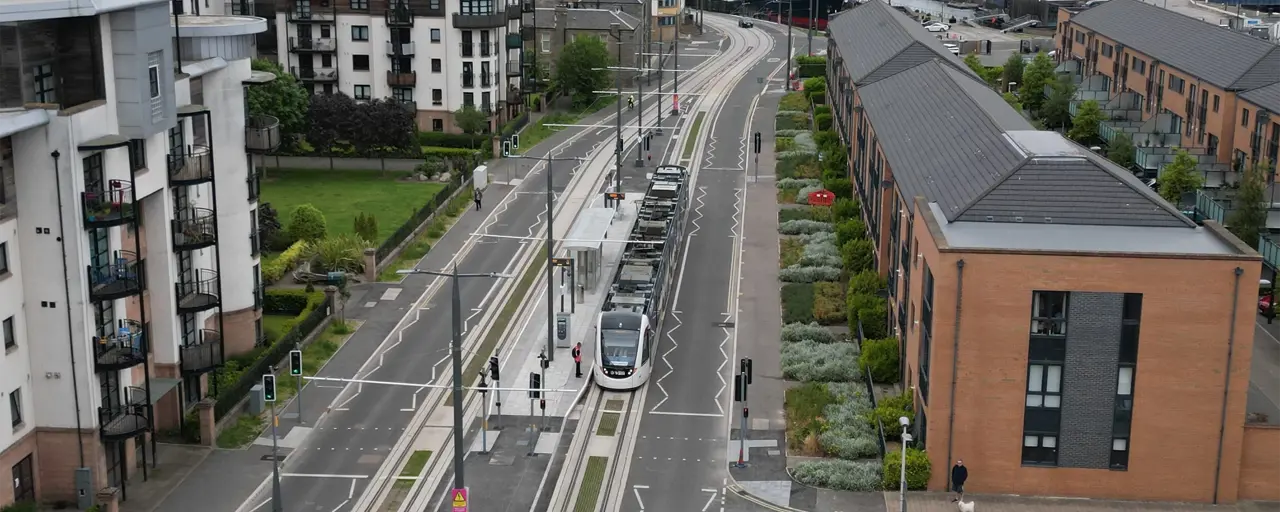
<box><xmin>945</xmin><ymin>258</ymin><xmax>965</xmax><ymax>492</ymax></box>
<box><xmin>1211</xmin><ymin>266</ymin><xmax>1243</xmax><ymax>504</ymax></box>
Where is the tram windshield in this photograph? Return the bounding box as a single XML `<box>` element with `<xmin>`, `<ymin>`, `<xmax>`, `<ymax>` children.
<box><xmin>600</xmin><ymin>328</ymin><xmax>640</xmax><ymax>367</ymax></box>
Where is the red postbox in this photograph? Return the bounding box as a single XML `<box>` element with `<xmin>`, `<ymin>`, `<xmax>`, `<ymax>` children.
<box><xmin>808</xmin><ymin>189</ymin><xmax>835</xmax><ymax>206</ymax></box>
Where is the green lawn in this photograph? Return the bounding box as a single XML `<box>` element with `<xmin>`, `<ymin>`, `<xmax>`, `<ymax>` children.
<box><xmin>260</xmin><ymin>169</ymin><xmax>445</xmax><ymax>244</ymax></box>
<box><xmin>261</xmin><ymin>314</ymin><xmax>293</xmax><ymax>344</ymax></box>
<box><xmin>515</xmin><ymin>96</ymin><xmax>619</xmax><ymax>154</ymax></box>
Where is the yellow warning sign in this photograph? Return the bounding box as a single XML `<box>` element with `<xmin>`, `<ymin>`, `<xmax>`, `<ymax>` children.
<box><xmin>451</xmin><ymin>488</ymin><xmax>468</xmax><ymax>512</ymax></box>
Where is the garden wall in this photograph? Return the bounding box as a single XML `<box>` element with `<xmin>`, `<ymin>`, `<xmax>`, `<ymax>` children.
<box><xmin>258</xmin><ymin>155</ymin><xmax>423</xmax><ymax>171</ymax></box>
<box><xmin>1238</xmin><ymin>425</ymin><xmax>1280</xmax><ymax>501</ymax></box>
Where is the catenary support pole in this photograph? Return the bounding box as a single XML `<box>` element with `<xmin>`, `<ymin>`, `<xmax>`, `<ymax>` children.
<box><xmin>786</xmin><ymin>0</ymin><xmax>793</xmax><ymax>91</ymax></box>
<box><xmin>614</xmin><ymin>24</ymin><xmax>624</xmax><ymax>203</ymax></box>
<box><xmin>808</xmin><ymin>0</ymin><xmax>815</xmax><ymax>56</ymax></box>
<box><xmin>545</xmin><ymin>157</ymin><xmax>556</xmax><ymax>360</ymax></box>
<box><xmin>451</xmin><ymin>264</ymin><xmax>467</xmax><ymax>491</ymax></box>
<box><xmin>270</xmin><ymin>382</ymin><xmax>283</xmax><ymax>512</ymax></box>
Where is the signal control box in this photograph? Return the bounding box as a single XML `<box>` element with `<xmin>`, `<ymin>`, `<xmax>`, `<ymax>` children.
<box><xmin>555</xmin><ymin>312</ymin><xmax>572</xmax><ymax>348</ymax></box>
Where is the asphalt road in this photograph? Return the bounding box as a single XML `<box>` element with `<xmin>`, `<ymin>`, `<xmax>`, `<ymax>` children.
<box><xmin>239</xmin><ymin>53</ymin><xmax>717</xmax><ymax>512</ymax></box>
<box><xmin>619</xmin><ymin>20</ymin><xmax>807</xmax><ymax>512</ymax></box>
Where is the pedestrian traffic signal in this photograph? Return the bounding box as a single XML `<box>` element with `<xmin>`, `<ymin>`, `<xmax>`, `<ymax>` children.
<box><xmin>289</xmin><ymin>350</ymin><xmax>302</xmax><ymax>376</ymax></box>
<box><xmin>753</xmin><ymin>132</ymin><xmax>762</xmax><ymax>154</ymax></box>
<box><xmin>502</xmin><ymin>141</ymin><xmax>512</xmax><ymax>157</ymax></box>
<box><xmin>488</xmin><ymin>356</ymin><xmax>501</xmax><ymax>381</ymax></box>
<box><xmin>511</xmin><ymin>134</ymin><xmax>520</xmax><ymax>149</ymax></box>
<box><xmin>529</xmin><ymin>372</ymin><xmax>542</xmax><ymax>399</ymax></box>
<box><xmin>262</xmin><ymin>374</ymin><xmax>277</xmax><ymax>402</ymax></box>
<box><xmin>740</xmin><ymin>358</ymin><xmax>753</xmax><ymax>385</ymax></box>
<box><xmin>733</xmin><ymin>374</ymin><xmax>745</xmax><ymax>402</ymax></box>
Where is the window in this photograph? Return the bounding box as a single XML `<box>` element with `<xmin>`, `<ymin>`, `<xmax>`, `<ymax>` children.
<box><xmin>1213</xmin><ymin>94</ymin><xmax>1220</xmax><ymax>112</ymax></box>
<box><xmin>148</xmin><ymin>65</ymin><xmax>161</xmax><ymax>99</ymax></box>
<box><xmin>432</xmin><ymin>88</ymin><xmax>443</xmax><ymax>105</ymax></box>
<box><xmin>0</xmin><ymin>242</ymin><xmax>8</xmax><ymax>275</ymax></box>
<box><xmin>353</xmin><ymin>55</ymin><xmax>370</xmax><ymax>71</ymax></box>
<box><xmin>33</xmin><ymin>64</ymin><xmax>56</xmax><ymax>103</ymax></box>
<box><xmin>12</xmin><ymin>454</ymin><xmax>34</xmax><ymax>503</ymax></box>
<box><xmin>354</xmin><ymin>85</ymin><xmax>371</xmax><ymax>100</ymax></box>
<box><xmin>1023</xmin><ymin>434</ymin><xmax>1057</xmax><ymax>465</ymax></box>
<box><xmin>127</xmin><ymin>139</ymin><xmax>146</xmax><ymax>172</ymax></box>
<box><xmin>1101</xmin><ymin>44</ymin><xmax>1112</xmax><ymax>57</ymax></box>
<box><xmin>322</xmin><ymin>54</ymin><xmax>333</xmax><ymax>68</ymax></box>
<box><xmin>431</xmin><ymin>29</ymin><xmax>442</xmax><ymax>43</ymax></box>
<box><xmin>1243</xmin><ymin>108</ymin><xmax>1251</xmax><ymax>127</ymax></box>
<box><xmin>352</xmin><ymin>25</ymin><xmax>369</xmax><ymax>41</ymax></box>
<box><xmin>481</xmin><ymin>61</ymin><xmax>491</xmax><ymax>87</ymax></box>
<box><xmin>464</xmin><ymin>92</ymin><xmax>474</xmax><ymax>106</ymax></box>
<box><xmin>541</xmin><ymin>33</ymin><xmax>551</xmax><ymax>53</ymax></box>
<box><xmin>919</xmin><ymin>263</ymin><xmax>934</xmax><ymax>403</ymax></box>
<box><xmin>1075</xmin><ymin>32</ymin><xmax>1084</xmax><ymax>44</ymax></box>
<box><xmin>393</xmin><ymin>87</ymin><xmax>413</xmax><ymax>103</ymax></box>
<box><xmin>482</xmin><ymin>92</ymin><xmax>491</xmax><ymax>111</ymax></box>
<box><xmin>254</xmin><ymin>317</ymin><xmax>264</xmax><ymax>345</ymax></box>
<box><xmin>321</xmin><ymin>25</ymin><xmax>331</xmax><ymax>38</ymax></box>
<box><xmin>432</xmin><ymin>58</ymin><xmax>443</xmax><ymax>73</ymax></box>
<box><xmin>1208</xmin><ymin>134</ymin><xmax>1219</xmax><ymax>156</ymax></box>
<box><xmin>463</xmin><ymin>62</ymin><xmax>475</xmax><ymax>87</ymax></box>
<box><xmin>432</xmin><ymin>119</ymin><xmax>444</xmax><ymax>132</ymax></box>
<box><xmin>9</xmin><ymin>387</ymin><xmax>22</xmax><ymax>428</ymax></box>
<box><xmin>1030</xmin><ymin>291</ymin><xmax>1068</xmax><ymax>336</ymax></box>
<box><xmin>659</xmin><ymin>16</ymin><xmax>675</xmax><ymax>26</ymax></box>
<box><xmin>3</xmin><ymin>317</ymin><xmax>14</xmax><ymax>350</ymax></box>
<box><xmin>249</xmin><ymin>209</ymin><xmax>260</xmax><ymax>256</ymax></box>
<box><xmin>1168</xmin><ymin>75</ymin><xmax>1185</xmax><ymax>94</ymax></box>
<box><xmin>350</xmin><ymin>0</ymin><xmax>368</xmax><ymax>8</ymax></box>
<box><xmin>253</xmin><ymin>263</ymin><xmax>262</xmax><ymax>310</ymax></box>
<box><xmin>1110</xmin><ymin>438</ymin><xmax>1129</xmax><ymax>469</ymax></box>
<box><xmin>1112</xmin><ymin>293</ymin><xmax>1142</xmax><ymax>470</ymax></box>
<box><xmin>1026</xmin><ymin>364</ymin><xmax>1063</xmax><ymax>408</ymax></box>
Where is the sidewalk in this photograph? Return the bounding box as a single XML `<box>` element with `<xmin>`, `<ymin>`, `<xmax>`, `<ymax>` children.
<box><xmin>884</xmin><ymin>492</ymin><xmax>1280</xmax><ymax>512</ymax></box>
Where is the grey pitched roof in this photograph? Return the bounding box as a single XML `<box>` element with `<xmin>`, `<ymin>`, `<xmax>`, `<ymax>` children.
<box><xmin>826</xmin><ymin>0</ymin><xmax>970</xmax><ymax>84</ymax></box>
<box><xmin>529</xmin><ymin>7</ymin><xmax>638</xmax><ymax>30</ymax></box>
<box><xmin>1068</xmin><ymin>0</ymin><xmax>1280</xmax><ymax>90</ymax></box>
<box><xmin>1241</xmin><ymin>82</ymin><xmax>1280</xmax><ymax>113</ymax></box>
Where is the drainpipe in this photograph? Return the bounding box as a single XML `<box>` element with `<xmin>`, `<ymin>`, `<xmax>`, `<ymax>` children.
<box><xmin>944</xmin><ymin>259</ymin><xmax>965</xmax><ymax>492</ymax></box>
<box><xmin>51</xmin><ymin>150</ymin><xmax>88</xmax><ymax>470</ymax></box>
<box><xmin>1212</xmin><ymin>266</ymin><xmax>1243</xmax><ymax>504</ymax></box>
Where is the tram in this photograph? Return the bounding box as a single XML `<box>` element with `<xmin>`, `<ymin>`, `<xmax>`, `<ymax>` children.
<box><xmin>595</xmin><ymin>165</ymin><xmax>691</xmax><ymax>390</ymax></box>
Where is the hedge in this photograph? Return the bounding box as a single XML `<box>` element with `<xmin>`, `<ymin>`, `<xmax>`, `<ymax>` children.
<box><xmin>263</xmin><ymin>289</ymin><xmax>322</xmax><ymax>315</ymax></box>
<box><xmin>782</xmin><ymin>283</ymin><xmax>815</xmax><ymax>324</ymax></box>
<box><xmin>868</xmin><ymin>391</ymin><xmax>913</xmax><ymax>438</ymax></box>
<box><xmin>848</xmin><ymin>293</ymin><xmax>888</xmax><ymax>340</ymax></box>
<box><xmin>214</xmin><ymin>294</ymin><xmax>332</xmax><ymax>419</ymax></box>
<box><xmin>262</xmin><ymin>240</ymin><xmax>310</xmax><ymax>284</ymax></box>
<box><xmin>841</xmin><ymin>239</ymin><xmax>875</xmax><ymax>275</ymax></box>
<box><xmin>780</xmin><ymin>220</ymin><xmax>834</xmax><ymax>235</ymax></box>
<box><xmin>375</xmin><ymin>171</ymin><xmax>467</xmax><ymax>262</ymax></box>
<box><xmin>832</xmin><ymin>198</ymin><xmax>859</xmax><ymax>221</ymax></box>
<box><xmin>848</xmin><ymin>269</ymin><xmax>885</xmax><ymax>296</ymax></box>
<box><xmin>781</xmin><ymin>340</ymin><xmax>862</xmax><ymax>382</ymax></box>
<box><xmin>883</xmin><ymin>448</ymin><xmax>932</xmax><ymax>490</ymax></box>
<box><xmin>422</xmin><ymin>146</ymin><xmax>483</xmax><ymax>160</ymax></box>
<box><xmin>781</xmin><ymin>322</ymin><xmax>839</xmax><ymax>344</ymax></box>
<box><xmin>416</xmin><ymin>131</ymin><xmax>489</xmax><ymax>149</ymax></box>
<box><xmin>792</xmin><ymin>459</ymin><xmax>882</xmax><ymax>491</ymax></box>
<box><xmin>834</xmin><ymin>219</ymin><xmax>867</xmax><ymax>247</ymax></box>
<box><xmin>794</xmin><ymin>56</ymin><xmax>827</xmax><ymax>78</ymax></box>
<box><xmin>859</xmin><ymin>337</ymin><xmax>901</xmax><ymax>384</ymax></box>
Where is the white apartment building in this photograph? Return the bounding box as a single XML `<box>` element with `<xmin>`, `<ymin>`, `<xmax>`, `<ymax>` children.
<box><xmin>0</xmin><ymin>0</ymin><xmax>274</xmax><ymax>507</ymax></box>
<box><xmin>269</xmin><ymin>0</ymin><xmax>524</xmax><ymax>132</ymax></box>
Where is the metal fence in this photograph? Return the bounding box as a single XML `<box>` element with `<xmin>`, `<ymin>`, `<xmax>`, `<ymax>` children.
<box><xmin>374</xmin><ymin>172</ymin><xmax>468</xmax><ymax>262</ymax></box>
<box><xmin>214</xmin><ymin>295</ymin><xmax>333</xmax><ymax>419</ymax></box>
<box><xmin>856</xmin><ymin>318</ymin><xmax>888</xmax><ymax>458</ymax></box>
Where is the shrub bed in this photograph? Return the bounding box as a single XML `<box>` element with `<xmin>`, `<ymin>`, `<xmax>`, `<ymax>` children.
<box><xmin>780</xmin><ymin>92</ymin><xmax>810</xmax><ymax>111</ymax></box>
<box><xmin>859</xmin><ymin>337</ymin><xmax>901</xmax><ymax>384</ymax></box>
<box><xmin>777</xmin><ymin>137</ymin><xmax>796</xmax><ymax>152</ymax></box>
<box><xmin>792</xmin><ymin>459</ymin><xmax>883</xmax><ymax>492</ymax></box>
<box><xmin>781</xmin><ymin>265</ymin><xmax>842</xmax><ymax>283</ymax></box>
<box><xmin>262</xmin><ymin>240</ymin><xmax>310</xmax><ymax>284</ymax></box>
<box><xmin>779</xmin><ymin>207</ymin><xmax>831</xmax><ymax>223</ymax></box>
<box><xmin>776</xmin><ymin>111</ymin><xmax>810</xmax><ymax>131</ymax></box>
<box><xmin>847</xmin><ymin>293</ymin><xmax>888</xmax><ymax>340</ymax></box>
<box><xmin>819</xmin><ymin>382</ymin><xmax>879</xmax><ymax>459</ymax></box>
<box><xmin>848</xmin><ymin>270</ymin><xmax>886</xmax><ymax>296</ymax></box>
<box><xmin>779</xmin><ymin>220</ymin><xmax>833</xmax><ymax>235</ymax></box>
<box><xmin>781</xmin><ymin>283</ymin><xmax>815</xmax><ymax>324</ymax></box>
<box><xmin>793</xmin><ymin>184</ymin><xmax>824</xmax><ymax>205</ymax></box>
<box><xmin>777</xmin><ymin>187</ymin><xmax>800</xmax><ymax>204</ymax></box>
<box><xmin>780</xmin><ymin>237</ymin><xmax>803</xmax><ymax>268</ymax></box>
<box><xmin>868</xmin><ymin>391</ymin><xmax>913</xmax><ymax>438</ymax></box>
<box><xmin>832</xmin><ymin>198</ymin><xmax>859</xmax><ymax>221</ymax></box>
<box><xmin>781</xmin><ymin>322</ymin><xmax>840</xmax><ymax>344</ymax></box>
<box><xmin>778</xmin><ymin>154</ymin><xmax>821</xmax><ymax>179</ymax></box>
<box><xmin>798</xmin><ymin>232</ymin><xmax>839</xmax><ymax>266</ymax></box>
<box><xmin>834</xmin><ymin>218</ymin><xmax>868</xmax><ymax>247</ymax></box>
<box><xmin>778</xmin><ymin>178</ymin><xmax>822</xmax><ymax>189</ymax></box>
<box><xmin>781</xmin><ymin>340</ymin><xmax>862</xmax><ymax>382</ymax></box>
<box><xmin>776</xmin><ymin>129</ymin><xmax>808</xmax><ymax>137</ymax></box>
<box><xmin>882</xmin><ymin>448</ymin><xmax>932</xmax><ymax>490</ymax></box>
<box><xmin>812</xmin><ymin>282</ymin><xmax>846</xmax><ymax>325</ymax></box>
<box><xmin>785</xmin><ymin>382</ymin><xmax>834</xmax><ymax>453</ymax></box>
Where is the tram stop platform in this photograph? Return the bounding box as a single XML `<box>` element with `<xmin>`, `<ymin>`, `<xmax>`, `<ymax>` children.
<box><xmin>490</xmin><ymin>194</ymin><xmax>642</xmax><ymax>421</ymax></box>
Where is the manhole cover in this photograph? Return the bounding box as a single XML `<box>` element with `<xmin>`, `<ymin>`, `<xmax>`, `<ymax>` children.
<box><xmin>489</xmin><ymin>454</ymin><xmax>516</xmax><ymax>466</ymax></box>
<box><xmin>260</xmin><ymin>454</ymin><xmax>286</xmax><ymax>462</ymax></box>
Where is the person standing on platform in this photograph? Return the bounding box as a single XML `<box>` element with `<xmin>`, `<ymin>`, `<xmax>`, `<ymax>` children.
<box><xmin>572</xmin><ymin>342</ymin><xmax>583</xmax><ymax>378</ymax></box>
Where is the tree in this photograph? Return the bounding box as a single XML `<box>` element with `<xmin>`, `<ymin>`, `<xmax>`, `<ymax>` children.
<box><xmin>1040</xmin><ymin>75</ymin><xmax>1077</xmax><ymax>130</ymax></box>
<box><xmin>1107</xmin><ymin>134</ymin><xmax>1136</xmax><ymax>169</ymax></box>
<box><xmin>361</xmin><ymin>98</ymin><xmax>417</xmax><ymax>156</ymax></box>
<box><xmin>1002</xmin><ymin>91</ymin><xmax>1023</xmax><ymax>112</ymax></box>
<box><xmin>1229</xmin><ymin>159</ymin><xmax>1269</xmax><ymax>249</ymax></box>
<box><xmin>258</xmin><ymin>203</ymin><xmax>284</xmax><ymax>248</ymax></box>
<box><xmin>306</xmin><ymin>92</ymin><xmax>359</xmax><ymax>154</ymax></box>
<box><xmin>1158</xmin><ymin>149</ymin><xmax>1203</xmax><ymax>205</ymax></box>
<box><xmin>962</xmin><ymin>54</ymin><xmax>1000</xmax><ymax>86</ymax></box>
<box><xmin>1002</xmin><ymin>52</ymin><xmax>1025</xmax><ymax>88</ymax></box>
<box><xmin>454</xmin><ymin>105</ymin><xmax>489</xmax><ymax>138</ymax></box>
<box><xmin>288</xmin><ymin>204</ymin><xmax>328</xmax><ymax>243</ymax></box>
<box><xmin>247</xmin><ymin>59</ymin><xmax>310</xmax><ymax>135</ymax></box>
<box><xmin>1019</xmin><ymin>52</ymin><xmax>1056</xmax><ymax>113</ymax></box>
<box><xmin>1068</xmin><ymin>99</ymin><xmax>1104</xmax><ymax>144</ymax></box>
<box><xmin>353</xmin><ymin>213</ymin><xmax>379</xmax><ymax>244</ymax></box>
<box><xmin>555</xmin><ymin>36</ymin><xmax>615</xmax><ymax>108</ymax></box>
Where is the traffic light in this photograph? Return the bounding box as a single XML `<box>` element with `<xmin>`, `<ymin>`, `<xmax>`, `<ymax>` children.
<box><xmin>289</xmin><ymin>350</ymin><xmax>302</xmax><ymax>376</ymax></box>
<box><xmin>488</xmin><ymin>356</ymin><xmax>500</xmax><ymax>381</ymax></box>
<box><xmin>753</xmin><ymin>132</ymin><xmax>762</xmax><ymax>154</ymax></box>
<box><xmin>502</xmin><ymin>140</ymin><xmax>512</xmax><ymax>157</ymax></box>
<box><xmin>511</xmin><ymin>134</ymin><xmax>520</xmax><ymax>149</ymax></box>
<box><xmin>262</xmin><ymin>374</ymin><xmax>277</xmax><ymax>402</ymax></box>
<box><xmin>529</xmin><ymin>372</ymin><xmax>542</xmax><ymax>399</ymax></box>
<box><xmin>740</xmin><ymin>358</ymin><xmax>753</xmax><ymax>385</ymax></box>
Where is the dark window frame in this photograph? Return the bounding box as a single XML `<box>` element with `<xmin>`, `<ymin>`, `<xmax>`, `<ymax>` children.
<box><xmin>8</xmin><ymin>387</ymin><xmax>22</xmax><ymax>427</ymax></box>
<box><xmin>352</xmin><ymin>25</ymin><xmax>370</xmax><ymax>41</ymax></box>
<box><xmin>919</xmin><ymin>263</ymin><xmax>933</xmax><ymax>403</ymax></box>
<box><xmin>352</xmin><ymin>54</ymin><xmax>371</xmax><ymax>71</ymax></box>
<box><xmin>1112</xmin><ymin>293</ymin><xmax>1142</xmax><ymax>470</ymax></box>
<box><xmin>0</xmin><ymin>242</ymin><xmax>8</xmax><ymax>275</ymax></box>
<box><xmin>2</xmin><ymin>316</ymin><xmax>14</xmax><ymax>350</ymax></box>
<box><xmin>1030</xmin><ymin>291</ymin><xmax>1068</xmax><ymax>336</ymax></box>
<box><xmin>127</xmin><ymin>139</ymin><xmax>147</xmax><ymax>172</ymax></box>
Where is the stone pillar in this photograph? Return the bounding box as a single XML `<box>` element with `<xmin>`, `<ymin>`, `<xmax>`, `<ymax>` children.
<box><xmin>363</xmin><ymin>248</ymin><xmax>377</xmax><ymax>283</ymax></box>
<box><xmin>492</xmin><ymin>135</ymin><xmax>502</xmax><ymax>158</ymax></box>
<box><xmin>196</xmin><ymin>399</ymin><xmax>217</xmax><ymax>447</ymax></box>
<box><xmin>324</xmin><ymin>285</ymin><xmax>338</xmax><ymax>306</ymax></box>
<box><xmin>96</xmin><ymin>487</ymin><xmax>120</xmax><ymax>512</ymax></box>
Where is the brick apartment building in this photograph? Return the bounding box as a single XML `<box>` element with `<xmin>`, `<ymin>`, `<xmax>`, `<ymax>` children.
<box><xmin>827</xmin><ymin>0</ymin><xmax>1279</xmax><ymax>503</ymax></box>
<box><xmin>1056</xmin><ymin>0</ymin><xmax>1280</xmax><ymax>180</ymax></box>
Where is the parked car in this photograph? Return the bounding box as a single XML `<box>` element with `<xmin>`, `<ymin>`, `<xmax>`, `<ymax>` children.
<box><xmin>739</xmin><ymin>16</ymin><xmax>754</xmax><ymax>28</ymax></box>
<box><xmin>943</xmin><ymin>42</ymin><xmax>960</xmax><ymax>55</ymax></box>
<box><xmin>925</xmin><ymin>22</ymin><xmax>951</xmax><ymax>32</ymax></box>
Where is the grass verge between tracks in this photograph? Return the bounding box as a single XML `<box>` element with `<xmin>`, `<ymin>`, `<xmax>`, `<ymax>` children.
<box><xmin>393</xmin><ymin>450</ymin><xmax>433</xmax><ymax>490</ymax></box>
<box><xmin>573</xmin><ymin>456</ymin><xmax>609</xmax><ymax>512</ymax></box>
<box><xmin>683</xmin><ymin>112</ymin><xmax>706</xmax><ymax>160</ymax></box>
<box><xmin>596</xmin><ymin>413</ymin><xmax>620</xmax><ymax>436</ymax></box>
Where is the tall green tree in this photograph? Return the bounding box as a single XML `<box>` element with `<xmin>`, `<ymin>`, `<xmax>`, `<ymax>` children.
<box><xmin>555</xmin><ymin>37</ymin><xmax>615</xmax><ymax>108</ymax></box>
<box><xmin>1068</xmin><ymin>99</ymin><xmax>1104</xmax><ymax>144</ymax></box>
<box><xmin>1107</xmin><ymin>134</ymin><xmax>1137</xmax><ymax>169</ymax></box>
<box><xmin>1019</xmin><ymin>52</ymin><xmax>1056</xmax><ymax>113</ymax></box>
<box><xmin>1040</xmin><ymin>75</ymin><xmax>1077</xmax><ymax>130</ymax></box>
<box><xmin>1229</xmin><ymin>159</ymin><xmax>1270</xmax><ymax>249</ymax></box>
<box><xmin>454</xmin><ymin>105</ymin><xmax>489</xmax><ymax>137</ymax></box>
<box><xmin>1158</xmin><ymin>149</ymin><xmax>1203</xmax><ymax>205</ymax></box>
<box><xmin>1002</xmin><ymin>53</ymin><xmax>1025</xmax><ymax>89</ymax></box>
<box><xmin>962</xmin><ymin>53</ymin><xmax>1000</xmax><ymax>86</ymax></box>
<box><xmin>247</xmin><ymin>59</ymin><xmax>310</xmax><ymax>135</ymax></box>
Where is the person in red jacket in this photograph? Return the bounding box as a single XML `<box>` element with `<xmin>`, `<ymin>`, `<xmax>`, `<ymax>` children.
<box><xmin>572</xmin><ymin>342</ymin><xmax>583</xmax><ymax>378</ymax></box>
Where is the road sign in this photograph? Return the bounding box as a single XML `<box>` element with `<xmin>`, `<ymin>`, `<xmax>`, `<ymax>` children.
<box><xmin>451</xmin><ymin>488</ymin><xmax>468</xmax><ymax>512</ymax></box>
<box><xmin>551</xmin><ymin>257</ymin><xmax>572</xmax><ymax>267</ymax></box>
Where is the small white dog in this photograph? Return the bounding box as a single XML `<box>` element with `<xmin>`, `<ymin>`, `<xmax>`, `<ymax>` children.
<box><xmin>956</xmin><ymin>499</ymin><xmax>975</xmax><ymax>512</ymax></box>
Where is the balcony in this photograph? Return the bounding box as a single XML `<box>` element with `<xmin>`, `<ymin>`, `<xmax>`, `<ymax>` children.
<box><xmin>286</xmin><ymin>8</ymin><xmax>336</xmax><ymax>22</ymax></box>
<box><xmin>225</xmin><ymin>0</ymin><xmax>259</xmax><ymax>15</ymax></box>
<box><xmin>181</xmin><ymin>329</ymin><xmax>224</xmax><ymax>374</ymax></box>
<box><xmin>386</xmin><ymin>7</ymin><xmax>415</xmax><ymax>26</ymax></box>
<box><xmin>395</xmin><ymin>100</ymin><xmax>418</xmax><ymax>112</ymax></box>
<box><xmin>453</xmin><ymin>10</ymin><xmax>507</xmax><ymax>29</ymax></box>
<box><xmin>479</xmin><ymin>42</ymin><xmax>497</xmax><ymax>57</ymax></box>
<box><xmin>94</xmin><ymin>320</ymin><xmax>147</xmax><ymax>372</ymax></box>
<box><xmin>508</xmin><ymin>5</ymin><xmax>521</xmax><ymax>19</ymax></box>
<box><xmin>506</xmin><ymin>33</ymin><xmax>522</xmax><ymax>49</ymax></box>
<box><xmin>81</xmin><ymin>181</ymin><xmax>136</xmax><ymax>228</ymax></box>
<box><xmin>387</xmin><ymin>41</ymin><xmax>416</xmax><ymax>56</ymax></box>
<box><xmin>460</xmin><ymin>42</ymin><xmax>474</xmax><ymax>57</ymax></box>
<box><xmin>99</xmin><ymin>387</ymin><xmax>150</xmax><ymax>441</ymax></box>
<box><xmin>168</xmin><ymin>145</ymin><xmax>214</xmax><ymax>186</ymax></box>
<box><xmin>246</xmin><ymin>115</ymin><xmax>282</xmax><ymax>153</ymax></box>
<box><xmin>461</xmin><ymin>72</ymin><xmax>475</xmax><ymax>88</ymax></box>
<box><xmin>247</xmin><ymin>169</ymin><xmax>261</xmax><ymax>203</ymax></box>
<box><xmin>293</xmin><ymin>67</ymin><xmax>338</xmax><ymax>82</ymax></box>
<box><xmin>388</xmin><ymin>70</ymin><xmax>418</xmax><ymax>87</ymax></box>
<box><xmin>507</xmin><ymin>61</ymin><xmax>521</xmax><ymax>77</ymax></box>
<box><xmin>172</xmin><ymin>208</ymin><xmax>218</xmax><ymax>252</ymax></box>
<box><xmin>481</xmin><ymin>71</ymin><xmax>495</xmax><ymax>88</ymax></box>
<box><xmin>506</xmin><ymin>86</ymin><xmax>522</xmax><ymax>104</ymax></box>
<box><xmin>87</xmin><ymin>251</ymin><xmax>144</xmax><ymax>302</ymax></box>
<box><xmin>289</xmin><ymin>37</ymin><xmax>337</xmax><ymax>53</ymax></box>
<box><xmin>176</xmin><ymin>269</ymin><xmax>221</xmax><ymax>314</ymax></box>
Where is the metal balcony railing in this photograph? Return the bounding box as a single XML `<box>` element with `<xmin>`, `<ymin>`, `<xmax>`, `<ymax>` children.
<box><xmin>246</xmin><ymin>115</ymin><xmax>281</xmax><ymax>153</ymax></box>
<box><xmin>172</xmin><ymin>207</ymin><xmax>218</xmax><ymax>251</ymax></box>
<box><xmin>452</xmin><ymin>10</ymin><xmax>506</xmax><ymax>28</ymax></box>
<box><xmin>461</xmin><ymin>72</ymin><xmax>475</xmax><ymax>88</ymax></box>
<box><xmin>292</xmin><ymin>67</ymin><xmax>338</xmax><ymax>82</ymax></box>
<box><xmin>181</xmin><ymin>329</ymin><xmax>224</xmax><ymax>374</ymax></box>
<box><xmin>176</xmin><ymin>269</ymin><xmax>221</xmax><ymax>313</ymax></box>
<box><xmin>387</xmin><ymin>41</ymin><xmax>416</xmax><ymax>56</ymax></box>
<box><xmin>386</xmin><ymin>7</ymin><xmax>415</xmax><ymax>25</ymax></box>
<box><xmin>290</xmin><ymin>37</ymin><xmax>336</xmax><ymax>52</ymax></box>
<box><xmin>99</xmin><ymin>387</ymin><xmax>150</xmax><ymax>441</ymax></box>
<box><xmin>225</xmin><ymin>0</ymin><xmax>258</xmax><ymax>15</ymax></box>
<box><xmin>286</xmin><ymin>8</ymin><xmax>335</xmax><ymax>22</ymax></box>
<box><xmin>168</xmin><ymin>144</ymin><xmax>214</xmax><ymax>185</ymax></box>
<box><xmin>388</xmin><ymin>70</ymin><xmax>417</xmax><ymax>86</ymax></box>
<box><xmin>81</xmin><ymin>180</ymin><xmax>136</xmax><ymax>228</ymax></box>
<box><xmin>87</xmin><ymin>250</ymin><xmax>143</xmax><ymax>301</ymax></box>
<box><xmin>460</xmin><ymin>42</ymin><xmax>474</xmax><ymax>57</ymax></box>
<box><xmin>94</xmin><ymin>320</ymin><xmax>147</xmax><ymax>372</ymax></box>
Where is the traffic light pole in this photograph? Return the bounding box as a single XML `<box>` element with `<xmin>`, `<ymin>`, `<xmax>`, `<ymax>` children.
<box><xmin>269</xmin><ymin>367</ymin><xmax>283</xmax><ymax>512</ymax></box>
<box><xmin>294</xmin><ymin>343</ymin><xmax>303</xmax><ymax>425</ymax></box>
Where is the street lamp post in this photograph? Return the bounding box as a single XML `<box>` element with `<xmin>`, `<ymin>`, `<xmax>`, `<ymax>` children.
<box><xmin>395</xmin><ymin>267</ymin><xmax>512</xmax><ymax>499</ymax></box>
<box><xmin>785</xmin><ymin>0</ymin><xmax>794</xmax><ymax>91</ymax></box>
<box><xmin>610</xmin><ymin>23</ymin><xmax>624</xmax><ymax>202</ymax></box>
<box><xmin>898</xmin><ymin>416</ymin><xmax>912</xmax><ymax>512</ymax></box>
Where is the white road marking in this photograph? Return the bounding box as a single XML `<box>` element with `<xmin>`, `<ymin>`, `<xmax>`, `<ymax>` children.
<box><xmin>647</xmin><ymin>411</ymin><xmax>722</xmax><ymax>417</ymax></box>
<box><xmin>329</xmin><ymin>501</ymin><xmax>349</xmax><ymax>512</ymax></box>
<box><xmin>702</xmin><ymin>489</ymin><xmax>718</xmax><ymax>511</ymax></box>
<box><xmin>633</xmin><ymin>485</ymin><xmax>648</xmax><ymax>510</ymax></box>
<box><xmin>281</xmin><ymin>473</ymin><xmax>370</xmax><ymax>479</ymax></box>
<box><xmin>349</xmin><ymin>479</ymin><xmax>357</xmax><ymax>499</ymax></box>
